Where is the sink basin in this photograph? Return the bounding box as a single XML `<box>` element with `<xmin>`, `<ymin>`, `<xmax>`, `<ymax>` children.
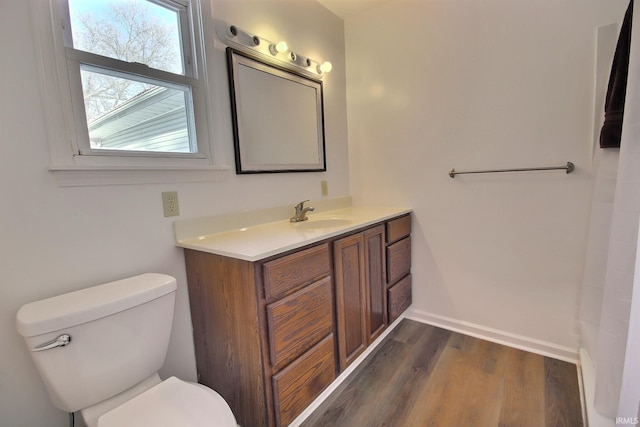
<box><xmin>293</xmin><ymin>218</ymin><xmax>353</xmax><ymax>229</ymax></box>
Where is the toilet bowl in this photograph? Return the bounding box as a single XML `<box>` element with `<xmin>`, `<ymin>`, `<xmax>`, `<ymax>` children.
<box><xmin>97</xmin><ymin>377</ymin><xmax>236</xmax><ymax>427</ymax></box>
<box><xmin>16</xmin><ymin>273</ymin><xmax>236</xmax><ymax>427</ymax></box>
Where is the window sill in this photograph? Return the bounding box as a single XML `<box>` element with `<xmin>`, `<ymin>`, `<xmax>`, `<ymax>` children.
<box><xmin>49</xmin><ymin>164</ymin><xmax>233</xmax><ymax>187</ymax></box>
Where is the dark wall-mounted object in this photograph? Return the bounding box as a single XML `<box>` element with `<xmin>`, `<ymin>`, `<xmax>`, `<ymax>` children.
<box><xmin>226</xmin><ymin>47</ymin><xmax>327</xmax><ymax>174</ymax></box>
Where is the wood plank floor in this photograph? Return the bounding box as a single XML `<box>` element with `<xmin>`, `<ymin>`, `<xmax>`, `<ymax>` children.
<box><xmin>301</xmin><ymin>319</ymin><xmax>583</xmax><ymax>427</ymax></box>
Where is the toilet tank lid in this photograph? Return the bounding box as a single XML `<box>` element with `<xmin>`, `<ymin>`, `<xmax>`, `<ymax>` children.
<box><xmin>16</xmin><ymin>273</ymin><xmax>177</xmax><ymax>337</ymax></box>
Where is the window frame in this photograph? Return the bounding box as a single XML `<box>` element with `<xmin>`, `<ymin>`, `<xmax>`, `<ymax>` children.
<box><xmin>30</xmin><ymin>0</ymin><xmax>224</xmax><ymax>182</ymax></box>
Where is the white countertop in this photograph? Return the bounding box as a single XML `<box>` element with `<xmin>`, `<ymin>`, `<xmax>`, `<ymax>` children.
<box><xmin>175</xmin><ymin>206</ymin><xmax>411</xmax><ymax>262</ymax></box>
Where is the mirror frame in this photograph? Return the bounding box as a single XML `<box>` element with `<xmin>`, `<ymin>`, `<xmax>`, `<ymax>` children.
<box><xmin>226</xmin><ymin>47</ymin><xmax>327</xmax><ymax>174</ymax></box>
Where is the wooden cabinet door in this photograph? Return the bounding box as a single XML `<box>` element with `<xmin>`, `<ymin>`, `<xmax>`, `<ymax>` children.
<box><xmin>364</xmin><ymin>225</ymin><xmax>386</xmax><ymax>343</ymax></box>
<box><xmin>334</xmin><ymin>233</ymin><xmax>368</xmax><ymax>371</ymax></box>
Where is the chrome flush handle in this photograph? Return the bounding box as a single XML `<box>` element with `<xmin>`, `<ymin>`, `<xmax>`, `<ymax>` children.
<box><xmin>32</xmin><ymin>334</ymin><xmax>71</xmax><ymax>352</ymax></box>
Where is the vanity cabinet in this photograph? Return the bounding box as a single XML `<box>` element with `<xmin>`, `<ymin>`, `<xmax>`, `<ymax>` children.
<box><xmin>334</xmin><ymin>225</ymin><xmax>386</xmax><ymax>371</ymax></box>
<box><xmin>183</xmin><ymin>214</ymin><xmax>411</xmax><ymax>427</ymax></box>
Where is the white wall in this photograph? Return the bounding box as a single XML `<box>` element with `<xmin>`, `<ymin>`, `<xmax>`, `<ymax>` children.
<box><xmin>345</xmin><ymin>0</ymin><xmax>627</xmax><ymax>350</ymax></box>
<box><xmin>0</xmin><ymin>1</ymin><xmax>347</xmax><ymax>426</ymax></box>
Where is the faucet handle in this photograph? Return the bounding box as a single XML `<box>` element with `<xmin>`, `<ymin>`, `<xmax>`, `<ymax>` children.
<box><xmin>295</xmin><ymin>200</ymin><xmax>310</xmax><ymax>209</ymax></box>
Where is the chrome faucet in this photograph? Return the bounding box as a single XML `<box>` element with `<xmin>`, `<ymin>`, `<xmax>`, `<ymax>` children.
<box><xmin>290</xmin><ymin>200</ymin><xmax>315</xmax><ymax>222</ymax></box>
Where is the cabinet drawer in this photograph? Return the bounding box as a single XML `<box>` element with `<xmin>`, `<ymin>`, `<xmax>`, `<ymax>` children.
<box><xmin>388</xmin><ymin>274</ymin><xmax>412</xmax><ymax>323</ymax></box>
<box><xmin>272</xmin><ymin>334</ymin><xmax>336</xmax><ymax>427</ymax></box>
<box><xmin>263</xmin><ymin>243</ymin><xmax>330</xmax><ymax>301</ymax></box>
<box><xmin>387</xmin><ymin>236</ymin><xmax>411</xmax><ymax>285</ymax></box>
<box><xmin>386</xmin><ymin>215</ymin><xmax>411</xmax><ymax>243</ymax></box>
<box><xmin>266</xmin><ymin>277</ymin><xmax>333</xmax><ymax>369</ymax></box>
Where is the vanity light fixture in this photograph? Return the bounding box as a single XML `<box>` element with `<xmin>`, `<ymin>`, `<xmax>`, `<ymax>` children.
<box><xmin>225</xmin><ymin>25</ymin><xmax>261</xmax><ymax>47</ymax></box>
<box><xmin>219</xmin><ymin>23</ymin><xmax>332</xmax><ymax>78</ymax></box>
<box><xmin>318</xmin><ymin>61</ymin><xmax>333</xmax><ymax>73</ymax></box>
<box><xmin>225</xmin><ymin>25</ymin><xmax>237</xmax><ymax>38</ymax></box>
<box><xmin>290</xmin><ymin>52</ymin><xmax>312</xmax><ymax>68</ymax></box>
<box><xmin>269</xmin><ymin>41</ymin><xmax>288</xmax><ymax>56</ymax></box>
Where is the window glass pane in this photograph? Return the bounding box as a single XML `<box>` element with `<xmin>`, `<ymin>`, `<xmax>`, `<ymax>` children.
<box><xmin>80</xmin><ymin>65</ymin><xmax>195</xmax><ymax>153</ymax></box>
<box><xmin>68</xmin><ymin>0</ymin><xmax>185</xmax><ymax>75</ymax></box>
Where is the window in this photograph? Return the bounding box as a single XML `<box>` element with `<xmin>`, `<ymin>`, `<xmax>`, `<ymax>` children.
<box><xmin>62</xmin><ymin>0</ymin><xmax>203</xmax><ymax>158</ymax></box>
<box><xmin>32</xmin><ymin>0</ymin><xmax>218</xmax><ymax>179</ymax></box>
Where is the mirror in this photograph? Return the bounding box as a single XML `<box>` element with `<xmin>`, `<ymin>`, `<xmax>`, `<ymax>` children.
<box><xmin>226</xmin><ymin>48</ymin><xmax>327</xmax><ymax>173</ymax></box>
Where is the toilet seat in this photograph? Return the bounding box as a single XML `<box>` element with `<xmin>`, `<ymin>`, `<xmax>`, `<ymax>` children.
<box><xmin>97</xmin><ymin>377</ymin><xmax>236</xmax><ymax>427</ymax></box>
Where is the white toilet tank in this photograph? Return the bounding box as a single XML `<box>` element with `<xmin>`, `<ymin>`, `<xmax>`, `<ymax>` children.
<box><xmin>16</xmin><ymin>273</ymin><xmax>177</xmax><ymax>413</ymax></box>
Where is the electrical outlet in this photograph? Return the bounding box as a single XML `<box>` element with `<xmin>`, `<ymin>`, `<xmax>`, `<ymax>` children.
<box><xmin>162</xmin><ymin>191</ymin><xmax>180</xmax><ymax>217</ymax></box>
<box><xmin>321</xmin><ymin>180</ymin><xmax>328</xmax><ymax>196</ymax></box>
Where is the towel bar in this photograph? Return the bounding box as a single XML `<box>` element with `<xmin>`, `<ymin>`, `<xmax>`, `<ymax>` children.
<box><xmin>449</xmin><ymin>162</ymin><xmax>574</xmax><ymax>178</ymax></box>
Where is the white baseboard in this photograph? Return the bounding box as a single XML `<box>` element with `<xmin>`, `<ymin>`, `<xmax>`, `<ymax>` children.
<box><xmin>405</xmin><ymin>308</ymin><xmax>579</xmax><ymax>363</ymax></box>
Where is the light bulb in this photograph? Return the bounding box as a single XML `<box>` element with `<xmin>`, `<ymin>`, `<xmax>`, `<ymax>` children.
<box><xmin>269</xmin><ymin>41</ymin><xmax>288</xmax><ymax>55</ymax></box>
<box><xmin>275</xmin><ymin>41</ymin><xmax>288</xmax><ymax>53</ymax></box>
<box><xmin>318</xmin><ymin>61</ymin><xmax>333</xmax><ymax>74</ymax></box>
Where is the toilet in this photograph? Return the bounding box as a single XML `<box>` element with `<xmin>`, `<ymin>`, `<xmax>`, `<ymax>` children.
<box><xmin>16</xmin><ymin>273</ymin><xmax>237</xmax><ymax>427</ymax></box>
